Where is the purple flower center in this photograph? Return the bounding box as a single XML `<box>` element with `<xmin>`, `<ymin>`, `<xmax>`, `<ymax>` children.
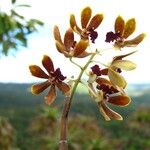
<box><xmin>89</xmin><ymin>28</ymin><xmax>98</xmax><ymax>43</ymax></box>
<box><xmin>91</xmin><ymin>65</ymin><xmax>101</xmax><ymax>76</ymax></box>
<box><xmin>116</xmin><ymin>68</ymin><xmax>122</xmax><ymax>73</ymax></box>
<box><xmin>105</xmin><ymin>31</ymin><xmax>120</xmax><ymax>43</ymax></box>
<box><xmin>51</xmin><ymin>68</ymin><xmax>66</xmax><ymax>82</ymax></box>
<box><xmin>97</xmin><ymin>84</ymin><xmax>119</xmax><ymax>98</ymax></box>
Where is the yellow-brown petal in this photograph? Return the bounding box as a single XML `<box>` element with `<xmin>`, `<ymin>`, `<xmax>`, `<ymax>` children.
<box><xmin>87</xmin><ymin>14</ymin><xmax>103</xmax><ymax>30</ymax></box>
<box><xmin>31</xmin><ymin>80</ymin><xmax>50</xmax><ymax>94</ymax></box>
<box><xmin>108</xmin><ymin>68</ymin><xmax>127</xmax><ymax>88</ymax></box>
<box><xmin>88</xmin><ymin>73</ymin><xmax>97</xmax><ymax>83</ymax></box>
<box><xmin>87</xmin><ymin>83</ymin><xmax>97</xmax><ymax>99</ymax></box>
<box><xmin>96</xmin><ymin>77</ymin><xmax>112</xmax><ymax>86</ymax></box>
<box><xmin>99</xmin><ymin>101</ymin><xmax>123</xmax><ymax>121</ymax></box>
<box><xmin>99</xmin><ymin>102</ymin><xmax>111</xmax><ymax>121</ymax></box>
<box><xmin>113</xmin><ymin>51</ymin><xmax>136</xmax><ymax>61</ymax></box>
<box><xmin>123</xmin><ymin>33</ymin><xmax>146</xmax><ymax>47</ymax></box>
<box><xmin>70</xmin><ymin>14</ymin><xmax>82</xmax><ymax>33</ymax></box>
<box><xmin>81</xmin><ymin>6</ymin><xmax>92</xmax><ymax>28</ymax></box>
<box><xmin>56</xmin><ymin>82</ymin><xmax>70</xmax><ymax>96</ymax></box>
<box><xmin>76</xmin><ymin>51</ymin><xmax>91</xmax><ymax>58</ymax></box>
<box><xmin>111</xmin><ymin>60</ymin><xmax>136</xmax><ymax>71</ymax></box>
<box><xmin>55</xmin><ymin>40</ymin><xmax>68</xmax><ymax>55</ymax></box>
<box><xmin>45</xmin><ymin>85</ymin><xmax>56</xmax><ymax>105</ymax></box>
<box><xmin>64</xmin><ymin>28</ymin><xmax>74</xmax><ymax>50</ymax></box>
<box><xmin>115</xmin><ymin>16</ymin><xmax>125</xmax><ymax>35</ymax></box>
<box><xmin>42</xmin><ymin>55</ymin><xmax>54</xmax><ymax>74</ymax></box>
<box><xmin>53</xmin><ymin>26</ymin><xmax>63</xmax><ymax>44</ymax></box>
<box><xmin>101</xmin><ymin>68</ymin><xmax>108</xmax><ymax>75</ymax></box>
<box><xmin>123</xmin><ymin>18</ymin><xmax>136</xmax><ymax>38</ymax></box>
<box><xmin>29</xmin><ymin>65</ymin><xmax>49</xmax><ymax>79</ymax></box>
<box><xmin>73</xmin><ymin>39</ymin><xmax>88</xmax><ymax>57</ymax></box>
<box><xmin>108</xmin><ymin>95</ymin><xmax>131</xmax><ymax>106</ymax></box>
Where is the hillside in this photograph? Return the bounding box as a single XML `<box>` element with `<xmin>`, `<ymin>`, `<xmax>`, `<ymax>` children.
<box><xmin>0</xmin><ymin>83</ymin><xmax>150</xmax><ymax>150</ymax></box>
<box><xmin>0</xmin><ymin>83</ymin><xmax>150</xmax><ymax>107</ymax></box>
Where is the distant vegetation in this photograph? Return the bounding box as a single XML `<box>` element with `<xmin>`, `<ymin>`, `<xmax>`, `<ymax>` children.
<box><xmin>0</xmin><ymin>83</ymin><xmax>150</xmax><ymax>149</ymax></box>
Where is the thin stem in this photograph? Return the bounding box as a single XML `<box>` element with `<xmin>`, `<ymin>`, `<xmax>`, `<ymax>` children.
<box><xmin>91</xmin><ymin>60</ymin><xmax>109</xmax><ymax>67</ymax></box>
<box><xmin>70</xmin><ymin>58</ymin><xmax>82</xmax><ymax>69</ymax></box>
<box><xmin>70</xmin><ymin>53</ymin><xmax>96</xmax><ymax>100</ymax></box>
<box><xmin>59</xmin><ymin>52</ymin><xmax>96</xmax><ymax>150</ymax></box>
<box><xmin>97</xmin><ymin>47</ymin><xmax>114</xmax><ymax>53</ymax></box>
<box><xmin>80</xmin><ymin>81</ymin><xmax>97</xmax><ymax>98</ymax></box>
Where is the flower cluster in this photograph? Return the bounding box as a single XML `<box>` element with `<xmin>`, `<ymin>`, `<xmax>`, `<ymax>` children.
<box><xmin>105</xmin><ymin>16</ymin><xmax>145</xmax><ymax>49</ymax></box>
<box><xmin>29</xmin><ymin>6</ymin><xmax>145</xmax><ymax>121</ymax></box>
<box><xmin>88</xmin><ymin>51</ymin><xmax>136</xmax><ymax>120</ymax></box>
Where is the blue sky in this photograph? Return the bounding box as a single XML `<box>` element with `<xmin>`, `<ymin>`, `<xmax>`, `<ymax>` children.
<box><xmin>0</xmin><ymin>0</ymin><xmax>150</xmax><ymax>83</ymax></box>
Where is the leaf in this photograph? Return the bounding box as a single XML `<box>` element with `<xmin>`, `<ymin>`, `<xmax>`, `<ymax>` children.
<box><xmin>81</xmin><ymin>7</ymin><xmax>92</xmax><ymax>28</ymax></box>
<box><xmin>16</xmin><ymin>4</ymin><xmax>31</xmax><ymax>8</ymax></box>
<box><xmin>111</xmin><ymin>60</ymin><xmax>136</xmax><ymax>71</ymax></box>
<box><xmin>108</xmin><ymin>68</ymin><xmax>127</xmax><ymax>88</ymax></box>
<box><xmin>0</xmin><ymin>16</ymin><xmax>5</xmax><ymax>34</ymax></box>
<box><xmin>11</xmin><ymin>10</ymin><xmax>24</xmax><ymax>19</ymax></box>
<box><xmin>14</xmin><ymin>30</ymin><xmax>26</xmax><ymax>45</ymax></box>
<box><xmin>2</xmin><ymin>41</ymin><xmax>9</xmax><ymax>55</ymax></box>
<box><xmin>123</xmin><ymin>18</ymin><xmax>136</xmax><ymax>38</ymax></box>
<box><xmin>11</xmin><ymin>0</ymin><xmax>16</xmax><ymax>4</ymax></box>
<box><xmin>115</xmin><ymin>16</ymin><xmax>125</xmax><ymax>35</ymax></box>
<box><xmin>30</xmin><ymin>19</ymin><xmax>44</xmax><ymax>26</ymax></box>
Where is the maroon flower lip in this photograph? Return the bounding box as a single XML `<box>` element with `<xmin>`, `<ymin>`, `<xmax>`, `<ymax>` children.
<box><xmin>91</xmin><ymin>65</ymin><xmax>102</xmax><ymax>76</ymax></box>
<box><xmin>96</xmin><ymin>84</ymin><xmax>119</xmax><ymax>95</ymax></box>
<box><xmin>105</xmin><ymin>31</ymin><xmax>121</xmax><ymax>43</ymax></box>
<box><xmin>91</xmin><ymin>65</ymin><xmax>108</xmax><ymax>76</ymax></box>
<box><xmin>50</xmin><ymin>68</ymin><xmax>66</xmax><ymax>82</ymax></box>
<box><xmin>89</xmin><ymin>28</ymin><xmax>98</xmax><ymax>43</ymax></box>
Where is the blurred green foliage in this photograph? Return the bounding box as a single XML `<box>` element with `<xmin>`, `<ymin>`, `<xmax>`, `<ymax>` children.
<box><xmin>0</xmin><ymin>83</ymin><xmax>150</xmax><ymax>149</ymax></box>
<box><xmin>0</xmin><ymin>116</ymin><xmax>17</xmax><ymax>150</ymax></box>
<box><xmin>0</xmin><ymin>0</ymin><xmax>43</xmax><ymax>55</ymax></box>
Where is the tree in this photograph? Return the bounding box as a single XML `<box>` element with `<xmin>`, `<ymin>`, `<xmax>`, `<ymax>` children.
<box><xmin>0</xmin><ymin>0</ymin><xmax>43</xmax><ymax>55</ymax></box>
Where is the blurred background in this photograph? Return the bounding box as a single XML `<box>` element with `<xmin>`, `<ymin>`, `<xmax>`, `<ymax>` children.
<box><xmin>0</xmin><ymin>0</ymin><xmax>150</xmax><ymax>150</ymax></box>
